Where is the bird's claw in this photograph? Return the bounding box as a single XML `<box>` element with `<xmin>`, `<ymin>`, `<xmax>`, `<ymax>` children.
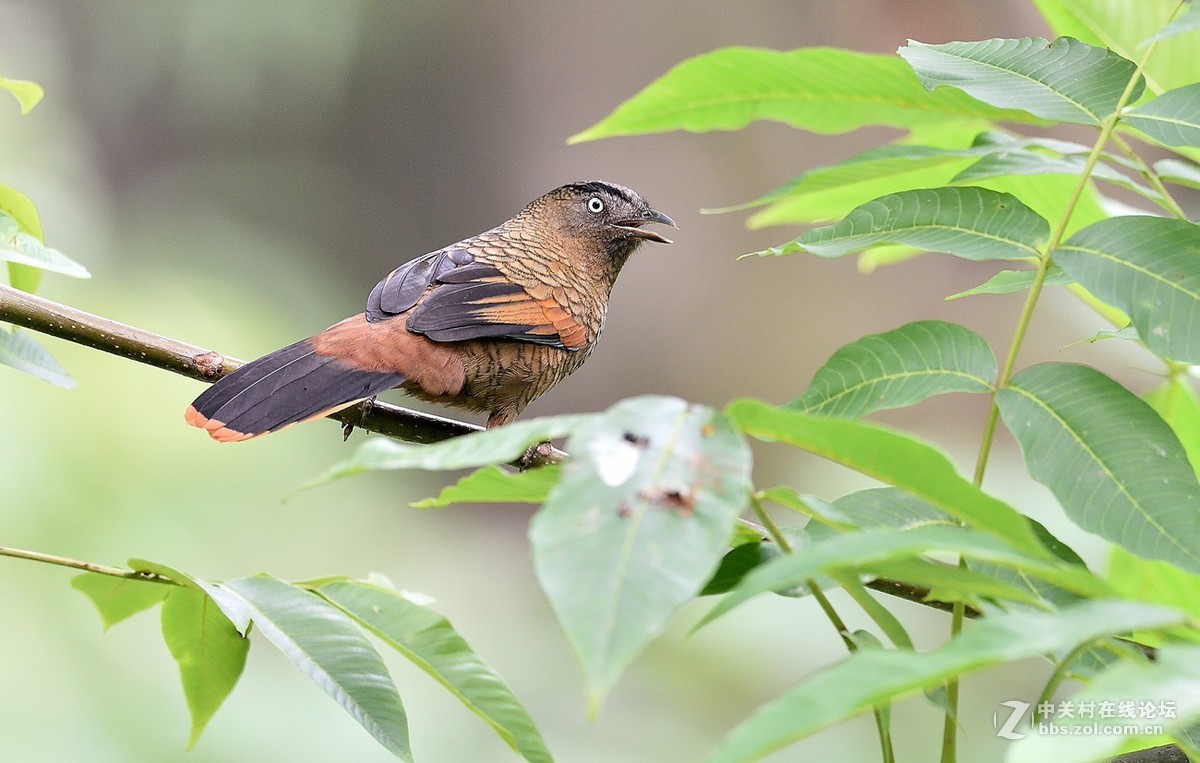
<box><xmin>342</xmin><ymin>397</ymin><xmax>377</xmax><ymax>442</ymax></box>
<box><xmin>519</xmin><ymin>440</ymin><xmax>554</xmax><ymax>471</ymax></box>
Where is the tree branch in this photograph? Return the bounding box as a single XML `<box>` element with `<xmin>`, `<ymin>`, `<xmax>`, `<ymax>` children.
<box><xmin>0</xmin><ymin>283</ymin><xmax>563</xmax><ymax>463</ymax></box>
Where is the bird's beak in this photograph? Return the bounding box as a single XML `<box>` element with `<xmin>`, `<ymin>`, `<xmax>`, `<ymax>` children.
<box><xmin>615</xmin><ymin>209</ymin><xmax>677</xmax><ymax>244</ymax></box>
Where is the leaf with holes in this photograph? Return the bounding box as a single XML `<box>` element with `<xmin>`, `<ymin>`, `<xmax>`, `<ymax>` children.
<box><xmin>900</xmin><ymin>37</ymin><xmax>1142</xmax><ymax>125</ymax></box>
<box><xmin>755</xmin><ymin>187</ymin><xmax>1048</xmax><ymax>261</ymax></box>
<box><xmin>1124</xmin><ymin>83</ymin><xmax>1200</xmax><ymax>147</ymax></box>
<box><xmin>530</xmin><ymin>396</ymin><xmax>751</xmax><ymax>712</ymax></box>
<box><xmin>787</xmin><ymin>320</ymin><xmax>996</xmax><ymax>417</ymax></box>
<box><xmin>1055</xmin><ymin>216</ymin><xmax>1200</xmax><ymax>363</ymax></box>
<box><xmin>998</xmin><ymin>363</ymin><xmax>1200</xmax><ymax>573</ymax></box>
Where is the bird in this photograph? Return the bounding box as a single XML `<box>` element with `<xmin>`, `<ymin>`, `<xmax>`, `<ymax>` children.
<box><xmin>185</xmin><ymin>181</ymin><xmax>675</xmax><ymax>442</ymax></box>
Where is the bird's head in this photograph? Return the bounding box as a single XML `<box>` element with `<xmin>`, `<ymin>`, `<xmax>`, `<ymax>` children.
<box><xmin>533</xmin><ymin>181</ymin><xmax>676</xmax><ymax>262</ymax></box>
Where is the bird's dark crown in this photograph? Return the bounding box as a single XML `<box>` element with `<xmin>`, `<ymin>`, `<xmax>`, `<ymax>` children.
<box><xmin>530</xmin><ymin>180</ymin><xmax>674</xmax><ymax>247</ymax></box>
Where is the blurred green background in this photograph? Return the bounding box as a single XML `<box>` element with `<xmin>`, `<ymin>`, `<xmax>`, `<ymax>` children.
<box><xmin>0</xmin><ymin>2</ymin><xmax>1171</xmax><ymax>761</ymax></box>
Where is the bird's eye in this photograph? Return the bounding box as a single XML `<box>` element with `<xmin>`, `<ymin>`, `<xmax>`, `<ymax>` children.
<box><xmin>587</xmin><ymin>197</ymin><xmax>605</xmax><ymax>214</ymax></box>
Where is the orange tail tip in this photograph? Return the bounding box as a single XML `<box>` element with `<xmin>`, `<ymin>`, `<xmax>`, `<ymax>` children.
<box><xmin>185</xmin><ymin>404</ymin><xmax>257</xmax><ymax>443</ymax></box>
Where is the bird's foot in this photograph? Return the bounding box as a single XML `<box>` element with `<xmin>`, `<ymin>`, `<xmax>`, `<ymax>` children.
<box><xmin>518</xmin><ymin>440</ymin><xmax>554</xmax><ymax>471</ymax></box>
<box><xmin>342</xmin><ymin>397</ymin><xmax>378</xmax><ymax>442</ymax></box>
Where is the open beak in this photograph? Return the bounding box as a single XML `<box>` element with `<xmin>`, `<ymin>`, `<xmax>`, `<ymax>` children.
<box><xmin>615</xmin><ymin>209</ymin><xmax>676</xmax><ymax>244</ymax></box>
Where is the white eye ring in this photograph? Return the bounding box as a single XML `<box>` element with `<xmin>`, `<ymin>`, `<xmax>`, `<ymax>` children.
<box><xmin>587</xmin><ymin>197</ymin><xmax>605</xmax><ymax>214</ymax></box>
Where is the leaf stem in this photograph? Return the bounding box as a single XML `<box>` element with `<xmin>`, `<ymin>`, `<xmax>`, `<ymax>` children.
<box><xmin>750</xmin><ymin>495</ymin><xmax>894</xmax><ymax>763</ymax></box>
<box><xmin>1033</xmin><ymin>640</ymin><xmax>1096</xmax><ymax>722</ymax></box>
<box><xmin>1109</xmin><ymin>131</ymin><xmax>1189</xmax><ymax>220</ymax></box>
<box><xmin>0</xmin><ymin>544</ymin><xmax>179</xmax><ymax>584</ymax></box>
<box><xmin>946</xmin><ymin>23</ymin><xmax>1180</xmax><ymax>763</ymax></box>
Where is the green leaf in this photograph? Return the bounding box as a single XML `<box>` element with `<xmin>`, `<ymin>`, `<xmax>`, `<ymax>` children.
<box><xmin>1108</xmin><ymin>546</ymin><xmax>1200</xmax><ymax>634</ymax></box>
<box><xmin>0</xmin><ymin>75</ymin><xmax>44</xmax><ymax>115</ymax></box>
<box><xmin>951</xmin><ymin>148</ymin><xmax>1161</xmax><ymax>202</ymax></box>
<box><xmin>300</xmin><ymin>414</ymin><xmax>591</xmax><ymax>491</ymax></box>
<box><xmin>0</xmin><ymin>184</ymin><xmax>45</xmax><ymax>293</ymax></box>
<box><xmin>71</xmin><ymin>573</ymin><xmax>170</xmax><ymax>629</ymax></box>
<box><xmin>1146</xmin><ymin>376</ymin><xmax>1200</xmax><ymax>478</ymax></box>
<box><xmin>707</xmin><ymin>601</ymin><xmax>1186</xmax><ymax>763</ymax></box>
<box><xmin>1156</xmin><ymin>158</ymin><xmax>1200</xmax><ymax>189</ymax></box>
<box><xmin>946</xmin><ymin>265</ymin><xmax>1073</xmax><ymax>301</ymax></box>
<box><xmin>727</xmin><ymin>399</ymin><xmax>1050</xmax><ymax>556</ymax></box>
<box><xmin>161</xmin><ymin>587</ymin><xmax>249</xmax><ymax>749</ymax></box>
<box><xmin>698</xmin><ymin>525</ymin><xmax>1105</xmax><ymax>628</ymax></box>
<box><xmin>899</xmin><ymin>37</ymin><xmax>1143</xmax><ymax>126</ymax></box>
<box><xmin>412</xmin><ymin>464</ymin><xmax>562</xmax><ymax>508</ymax></box>
<box><xmin>863</xmin><ymin>557</ymin><xmax>1046</xmax><ymax>607</ymax></box>
<box><xmin>742</xmin><ymin>143</ymin><xmax>991</xmax><ymax>228</ymax></box>
<box><xmin>1031</xmin><ymin>0</ymin><xmax>1200</xmax><ymax>95</ymax></box>
<box><xmin>223</xmin><ymin>575</ymin><xmax>411</xmax><ymax>761</ymax></box>
<box><xmin>1124</xmin><ymin>84</ymin><xmax>1200</xmax><ymax>147</ymax></box>
<box><xmin>0</xmin><ymin>328</ymin><xmax>74</xmax><ymax>387</ymax></box>
<box><xmin>1055</xmin><ymin>217</ymin><xmax>1200</xmax><ymax>363</ymax></box>
<box><xmin>701</xmin><ymin>542</ymin><xmax>782</xmax><ymax>596</ymax></box>
<box><xmin>0</xmin><ymin>212</ymin><xmax>89</xmax><ymax>279</ymax></box>
<box><xmin>830</xmin><ymin>487</ymin><xmax>957</xmax><ymax>530</ymax></box>
<box><xmin>755</xmin><ymin>187</ymin><xmax>1049</xmax><ymax>262</ymax></box>
<box><xmin>786</xmin><ymin>320</ymin><xmax>996</xmax><ymax>417</ymax></box>
<box><xmin>1143</xmin><ymin>0</ymin><xmax>1200</xmax><ymax>45</ymax></box>
<box><xmin>1011</xmin><ymin>644</ymin><xmax>1200</xmax><ymax>761</ymax></box>
<box><xmin>998</xmin><ymin>363</ymin><xmax>1200</xmax><ymax>573</ymax></box>
<box><xmin>569</xmin><ymin>47</ymin><xmax>1043</xmax><ymax>143</ymax></box>
<box><xmin>317</xmin><ymin>579</ymin><xmax>552</xmax><ymax>763</ymax></box>
<box><xmin>531</xmin><ymin>396</ymin><xmax>752</xmax><ymax>711</ymax></box>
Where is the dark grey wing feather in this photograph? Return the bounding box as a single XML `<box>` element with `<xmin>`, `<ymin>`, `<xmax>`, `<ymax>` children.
<box><xmin>366</xmin><ymin>248</ymin><xmax>473</xmax><ymax>322</ymax></box>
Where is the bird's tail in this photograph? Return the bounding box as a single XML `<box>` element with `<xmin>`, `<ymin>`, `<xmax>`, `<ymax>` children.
<box><xmin>185</xmin><ymin>338</ymin><xmax>405</xmax><ymax>442</ymax></box>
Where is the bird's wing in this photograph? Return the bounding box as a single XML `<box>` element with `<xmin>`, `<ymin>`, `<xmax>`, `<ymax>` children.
<box><xmin>365</xmin><ymin>249</ymin><xmax>586</xmax><ymax>350</ymax></box>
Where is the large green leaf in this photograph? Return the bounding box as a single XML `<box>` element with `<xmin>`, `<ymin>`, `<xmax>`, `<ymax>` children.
<box><xmin>1124</xmin><ymin>84</ymin><xmax>1200</xmax><ymax>147</ymax></box>
<box><xmin>412</xmin><ymin>465</ymin><xmax>562</xmax><ymax>508</ymax></box>
<box><xmin>0</xmin><ymin>74</ymin><xmax>43</xmax><ymax>115</ymax></box>
<box><xmin>569</xmin><ymin>47</ymin><xmax>1042</xmax><ymax>143</ymax></box>
<box><xmin>998</xmin><ymin>363</ymin><xmax>1200</xmax><ymax>573</ymax></box>
<box><xmin>1010</xmin><ymin>644</ymin><xmax>1200</xmax><ymax>761</ymax></box>
<box><xmin>530</xmin><ymin>396</ymin><xmax>751</xmax><ymax>711</ymax></box>
<box><xmin>1054</xmin><ymin>217</ymin><xmax>1200</xmax><ymax>363</ymax></box>
<box><xmin>787</xmin><ymin>320</ymin><xmax>996</xmax><ymax>417</ymax></box>
<box><xmin>900</xmin><ymin>37</ymin><xmax>1142</xmax><ymax>126</ymax></box>
<box><xmin>300</xmin><ymin>414</ymin><xmax>591</xmax><ymax>491</ymax></box>
<box><xmin>71</xmin><ymin>573</ymin><xmax>170</xmax><ymax>629</ymax></box>
<box><xmin>317</xmin><ymin>579</ymin><xmax>552</xmax><ymax>763</ymax></box>
<box><xmin>0</xmin><ymin>212</ymin><xmax>89</xmax><ymax>279</ymax></box>
<box><xmin>1031</xmin><ymin>0</ymin><xmax>1200</xmax><ymax>94</ymax></box>
<box><xmin>161</xmin><ymin>587</ymin><xmax>249</xmax><ymax>749</ymax></box>
<box><xmin>706</xmin><ymin>601</ymin><xmax>1185</xmax><ymax>763</ymax></box>
<box><xmin>756</xmin><ymin>186</ymin><xmax>1048</xmax><ymax>261</ymax></box>
<box><xmin>0</xmin><ymin>328</ymin><xmax>74</xmax><ymax>387</ymax></box>
<box><xmin>223</xmin><ymin>575</ymin><xmax>411</xmax><ymax>760</ymax></box>
<box><xmin>727</xmin><ymin>399</ymin><xmax>1050</xmax><ymax>556</ymax></box>
<box><xmin>698</xmin><ymin>525</ymin><xmax>1106</xmax><ymax>628</ymax></box>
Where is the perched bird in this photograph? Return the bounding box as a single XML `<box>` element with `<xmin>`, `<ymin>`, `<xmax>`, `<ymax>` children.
<box><xmin>185</xmin><ymin>181</ymin><xmax>674</xmax><ymax>442</ymax></box>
